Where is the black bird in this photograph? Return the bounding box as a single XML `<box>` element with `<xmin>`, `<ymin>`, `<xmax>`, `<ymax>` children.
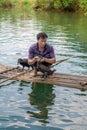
<box><xmin>37</xmin><ymin>62</ymin><xmax>55</xmax><ymax>80</ymax></box>
<box><xmin>17</xmin><ymin>58</ymin><xmax>33</xmax><ymax>70</ymax></box>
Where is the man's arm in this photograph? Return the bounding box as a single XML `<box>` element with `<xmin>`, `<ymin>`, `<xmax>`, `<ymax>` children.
<box><xmin>28</xmin><ymin>58</ymin><xmax>36</xmax><ymax>65</ymax></box>
<box><xmin>28</xmin><ymin>56</ymin><xmax>56</xmax><ymax>65</ymax></box>
<box><xmin>28</xmin><ymin>56</ymin><xmax>41</xmax><ymax>65</ymax></box>
<box><xmin>28</xmin><ymin>45</ymin><xmax>37</xmax><ymax>65</ymax></box>
<box><xmin>41</xmin><ymin>57</ymin><xmax>56</xmax><ymax>64</ymax></box>
<box><xmin>41</xmin><ymin>45</ymin><xmax>56</xmax><ymax>64</ymax></box>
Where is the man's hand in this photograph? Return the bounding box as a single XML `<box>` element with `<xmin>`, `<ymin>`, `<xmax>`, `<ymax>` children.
<box><xmin>40</xmin><ymin>57</ymin><xmax>45</xmax><ymax>62</ymax></box>
<box><xmin>34</xmin><ymin>56</ymin><xmax>45</xmax><ymax>62</ymax></box>
<box><xmin>34</xmin><ymin>56</ymin><xmax>41</xmax><ymax>62</ymax></box>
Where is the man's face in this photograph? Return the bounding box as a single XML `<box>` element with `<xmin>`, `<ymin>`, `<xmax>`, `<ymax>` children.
<box><xmin>38</xmin><ymin>38</ymin><xmax>47</xmax><ymax>49</ymax></box>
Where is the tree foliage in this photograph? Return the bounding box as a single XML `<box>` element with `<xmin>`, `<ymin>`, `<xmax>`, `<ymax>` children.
<box><xmin>34</xmin><ymin>0</ymin><xmax>87</xmax><ymax>14</ymax></box>
<box><xmin>0</xmin><ymin>0</ymin><xmax>87</xmax><ymax>15</ymax></box>
<box><xmin>0</xmin><ymin>0</ymin><xmax>11</xmax><ymax>5</ymax></box>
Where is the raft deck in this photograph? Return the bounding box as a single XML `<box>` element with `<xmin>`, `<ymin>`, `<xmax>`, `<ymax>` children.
<box><xmin>0</xmin><ymin>64</ymin><xmax>87</xmax><ymax>90</ymax></box>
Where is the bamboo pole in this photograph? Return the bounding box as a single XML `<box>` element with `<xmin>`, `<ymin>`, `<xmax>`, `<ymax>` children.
<box><xmin>51</xmin><ymin>57</ymin><xmax>72</xmax><ymax>68</ymax></box>
<box><xmin>0</xmin><ymin>69</ymin><xmax>31</xmax><ymax>84</ymax></box>
<box><xmin>0</xmin><ymin>66</ymin><xmax>18</xmax><ymax>74</ymax></box>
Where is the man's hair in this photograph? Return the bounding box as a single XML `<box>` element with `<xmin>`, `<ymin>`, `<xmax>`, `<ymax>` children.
<box><xmin>37</xmin><ymin>32</ymin><xmax>48</xmax><ymax>40</ymax></box>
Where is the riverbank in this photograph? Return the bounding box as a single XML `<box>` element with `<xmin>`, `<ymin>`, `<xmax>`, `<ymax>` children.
<box><xmin>0</xmin><ymin>0</ymin><xmax>34</xmax><ymax>9</ymax></box>
<box><xmin>0</xmin><ymin>0</ymin><xmax>87</xmax><ymax>15</ymax></box>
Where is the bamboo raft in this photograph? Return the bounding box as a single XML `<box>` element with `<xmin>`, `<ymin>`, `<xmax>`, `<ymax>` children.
<box><xmin>0</xmin><ymin>64</ymin><xmax>87</xmax><ymax>90</ymax></box>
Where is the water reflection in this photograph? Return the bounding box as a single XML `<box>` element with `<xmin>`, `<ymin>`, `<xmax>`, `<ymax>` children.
<box><xmin>27</xmin><ymin>82</ymin><xmax>55</xmax><ymax>123</ymax></box>
<box><xmin>0</xmin><ymin>80</ymin><xmax>16</xmax><ymax>88</ymax></box>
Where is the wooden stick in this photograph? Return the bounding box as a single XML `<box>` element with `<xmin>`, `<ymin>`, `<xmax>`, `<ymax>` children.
<box><xmin>33</xmin><ymin>67</ymin><xmax>37</xmax><ymax>77</ymax></box>
<box><xmin>51</xmin><ymin>57</ymin><xmax>72</xmax><ymax>68</ymax></box>
<box><xmin>0</xmin><ymin>69</ymin><xmax>31</xmax><ymax>84</ymax></box>
<box><xmin>0</xmin><ymin>66</ymin><xmax>18</xmax><ymax>74</ymax></box>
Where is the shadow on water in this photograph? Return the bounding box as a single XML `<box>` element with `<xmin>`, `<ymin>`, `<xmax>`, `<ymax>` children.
<box><xmin>27</xmin><ymin>82</ymin><xmax>55</xmax><ymax>124</ymax></box>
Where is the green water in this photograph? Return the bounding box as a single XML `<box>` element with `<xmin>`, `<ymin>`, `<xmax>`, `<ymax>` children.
<box><xmin>0</xmin><ymin>9</ymin><xmax>87</xmax><ymax>130</ymax></box>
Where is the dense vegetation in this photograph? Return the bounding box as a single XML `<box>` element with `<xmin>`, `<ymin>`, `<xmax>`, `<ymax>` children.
<box><xmin>34</xmin><ymin>0</ymin><xmax>87</xmax><ymax>14</ymax></box>
<box><xmin>0</xmin><ymin>0</ymin><xmax>87</xmax><ymax>15</ymax></box>
<box><xmin>0</xmin><ymin>0</ymin><xmax>33</xmax><ymax>10</ymax></box>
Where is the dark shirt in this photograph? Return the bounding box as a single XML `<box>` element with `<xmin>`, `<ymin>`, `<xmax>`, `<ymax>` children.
<box><xmin>28</xmin><ymin>43</ymin><xmax>55</xmax><ymax>59</ymax></box>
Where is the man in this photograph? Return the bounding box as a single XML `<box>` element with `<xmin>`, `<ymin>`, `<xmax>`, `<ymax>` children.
<box><xmin>28</xmin><ymin>32</ymin><xmax>56</xmax><ymax>75</ymax></box>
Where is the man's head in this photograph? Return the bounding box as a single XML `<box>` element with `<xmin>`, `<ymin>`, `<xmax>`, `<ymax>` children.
<box><xmin>37</xmin><ymin>32</ymin><xmax>48</xmax><ymax>40</ymax></box>
<box><xmin>37</xmin><ymin>32</ymin><xmax>48</xmax><ymax>49</ymax></box>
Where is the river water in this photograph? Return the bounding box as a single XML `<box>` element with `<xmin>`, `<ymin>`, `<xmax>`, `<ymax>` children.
<box><xmin>0</xmin><ymin>9</ymin><xmax>87</xmax><ymax>130</ymax></box>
